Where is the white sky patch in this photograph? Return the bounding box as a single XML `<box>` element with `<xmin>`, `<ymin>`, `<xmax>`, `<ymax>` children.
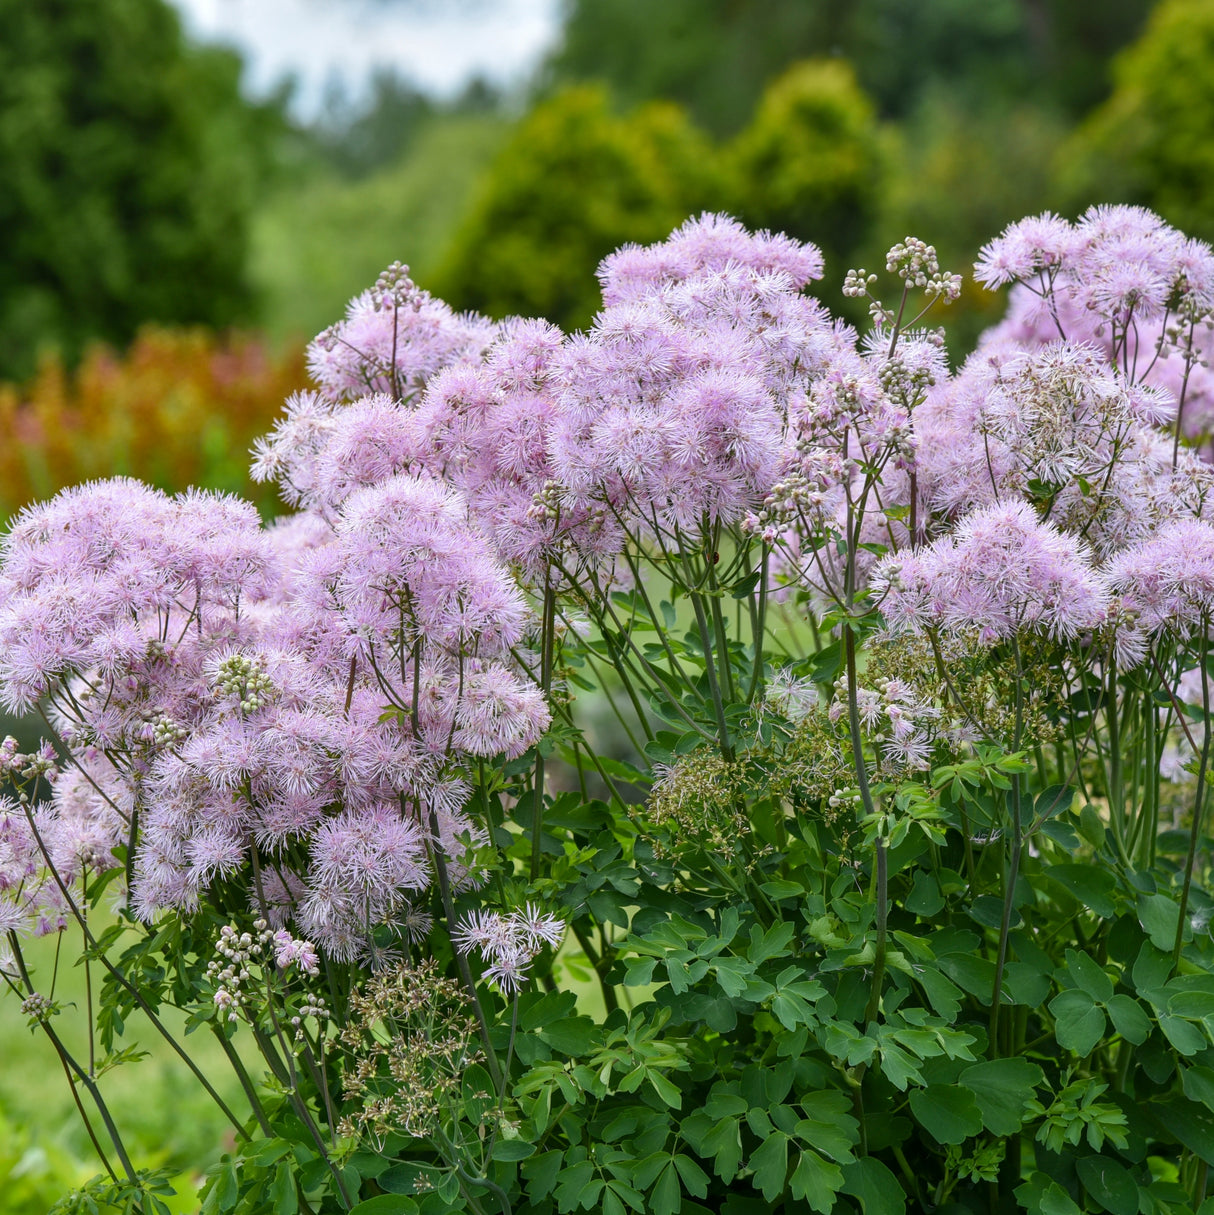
<box><xmin>169</xmin><ymin>0</ymin><xmax>561</xmax><ymax>118</ymax></box>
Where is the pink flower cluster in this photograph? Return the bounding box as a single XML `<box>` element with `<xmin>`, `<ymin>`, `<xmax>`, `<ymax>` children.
<box><xmin>308</xmin><ymin>262</ymin><xmax>495</xmax><ymax>404</ymax></box>
<box><xmin>874</xmin><ymin>501</ymin><xmax>1108</xmax><ymax>644</ymax></box>
<box><xmin>454</xmin><ymin>903</ymin><xmax>564</xmax><ymax>995</ymax></box>
<box><xmin>8</xmin><ymin>205</ymin><xmax>1214</xmax><ymax>967</ymax></box>
<box><xmin>0</xmin><ymin>468</ymin><xmax>548</xmax><ymax>960</ymax></box>
<box><xmin>975</xmin><ymin>206</ymin><xmax>1214</xmax><ymax>439</ymax></box>
<box><xmin>548</xmin><ymin>216</ymin><xmax>840</xmax><ymax>541</ymax></box>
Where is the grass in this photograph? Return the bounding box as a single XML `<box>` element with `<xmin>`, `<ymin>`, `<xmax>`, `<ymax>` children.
<box><xmin>250</xmin><ymin>113</ymin><xmax>510</xmax><ymax>345</ymax></box>
<box><xmin>0</xmin><ymin>918</ymin><xmax>250</xmax><ymax>1212</ymax></box>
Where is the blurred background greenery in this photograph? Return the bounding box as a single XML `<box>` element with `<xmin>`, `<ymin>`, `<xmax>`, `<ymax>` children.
<box><xmin>1</xmin><ymin>0</ymin><xmax>1213</xmax><ymax>1206</ymax></box>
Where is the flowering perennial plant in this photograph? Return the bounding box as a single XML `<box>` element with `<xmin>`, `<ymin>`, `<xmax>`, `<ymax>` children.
<box><xmin>8</xmin><ymin>208</ymin><xmax>1214</xmax><ymax>1215</ymax></box>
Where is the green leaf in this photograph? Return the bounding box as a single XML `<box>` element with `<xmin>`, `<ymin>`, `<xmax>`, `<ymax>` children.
<box><xmin>603</xmin><ymin>1186</ymin><xmax>625</xmax><ymax>1215</ymax></box>
<box><xmin>748</xmin><ymin>1131</ymin><xmax>789</xmax><ymax>1203</ymax></box>
<box><xmin>1045</xmin><ymin>865</ymin><xmax>1117</xmax><ymax>918</ymax></box>
<box><xmin>1153</xmin><ymin>1097</ymin><xmax>1214</xmax><ymax>1164</ymax></box>
<box><xmin>914</xmin><ymin>966</ymin><xmax>963</xmax><ymax>1019</ymax></box>
<box><xmin>1049</xmin><ymin>988</ymin><xmax>1107</xmax><ymax>1056</ymax></box>
<box><xmin>760</xmin><ymin>879</ymin><xmax>804</xmax><ymax>902</ymax></box>
<box><xmin>1041</xmin><ymin>1183</ymin><xmax>1083</xmax><ymax>1215</ymax></box>
<box><xmin>1079</xmin><ymin>804</ymin><xmax>1107</xmax><ymax>849</ymax></box>
<box><xmin>349</xmin><ymin>1199</ymin><xmax>418</xmax><ymax>1215</ymax></box>
<box><xmin>731</xmin><ymin>570</ymin><xmax>761</xmax><ymax>599</ymax></box>
<box><xmin>1132</xmin><ymin>940</ymin><xmax>1172</xmax><ymax>991</ymax></box>
<box><xmin>809</xmin><ymin>641</ymin><xmax>842</xmax><ymax>685</ymax></box>
<box><xmin>522</xmin><ymin>1151</ymin><xmax>563</xmax><ymax>1201</ymax></box>
<box><xmin>1016</xmin><ymin>1173</ymin><xmax>1081</xmax><ymax>1215</ymax></box>
<box><xmin>521</xmin><ymin>990</ymin><xmax>578</xmax><ymax>1032</ymax></box>
<box><xmin>1033</xmin><ymin>784</ymin><xmax>1077</xmax><ymax>822</ymax></box>
<box><xmin>1138</xmin><ymin>893</ymin><xmax>1184</xmax><ymax>952</ymax></box>
<box><xmin>207</xmin><ymin>1162</ymin><xmax>238</xmax><ymax>1214</ymax></box>
<box><xmin>650</xmin><ymin>1164</ymin><xmax>681</xmax><ymax>1215</ymax></box>
<box><xmin>245</xmin><ymin>1139</ymin><xmax>293</xmax><ymax>1166</ymax></box>
<box><xmin>647</xmin><ymin>1068</ymin><xmax>684</xmax><ymax>1109</ymax></box>
<box><xmin>673</xmin><ymin>1154</ymin><xmax>710</xmax><ymax>1198</ymax></box>
<box><xmin>1184</xmin><ymin>1065</ymin><xmax>1214</xmax><ymax>1112</ymax></box>
<box><xmin>1105</xmin><ymin>994</ymin><xmax>1151</xmax><ymax>1045</ymax></box>
<box><xmin>701</xmin><ymin>1116</ymin><xmax>743</xmax><ymax>1181</ymax></box>
<box><xmin>1159</xmin><ymin>1012</ymin><xmax>1207</xmax><ymax>1056</ymax></box>
<box><xmin>790</xmin><ymin>1151</ymin><xmax>844</xmax><ymax>1215</ymax></box>
<box><xmin>840</xmin><ymin>1158</ymin><xmax>907</xmax><ymax>1215</ymax></box>
<box><xmin>704</xmin><ymin>1089</ymin><xmax>747</xmax><ymax>1119</ymax></box>
<box><xmin>908</xmin><ymin>1085</ymin><xmax>983</xmax><ymax>1144</ymax></box>
<box><xmin>712</xmin><ymin>958</ymin><xmax>752</xmax><ymax>998</ymax></box>
<box><xmin>905</xmin><ymin>871</ymin><xmax>944</xmax><ymax>916</ymax></box>
<box><xmin>538</xmin><ymin>1015</ymin><xmax>598</xmax><ymax>1056</ymax></box>
<box><xmin>1004</xmin><ymin>962</ymin><xmax>1051</xmax><ymax>1007</ymax></box>
<box><xmin>1075</xmin><ymin>1156</ymin><xmax>1139</xmax><ymax>1215</ymax></box>
<box><xmin>377</xmin><ymin>1164</ymin><xmax>441</xmax><ymax>1198</ymax></box>
<box><xmin>796</xmin><ymin>1091</ymin><xmax>860</xmax><ymax>1163</ymax></box>
<box><xmin>1170</xmin><ymin>990</ymin><xmax>1214</xmax><ymax>1020</ymax></box>
<box><xmin>938</xmin><ymin>954</ymin><xmax>997</xmax><ymax>1002</ymax></box>
<box><xmin>270</xmin><ymin>1162</ymin><xmax>297</xmax><ymax>1215</ymax></box>
<box><xmin>747</xmin><ymin>922</ymin><xmax>795</xmax><ymax>965</ymax></box>
<box><xmin>1066</xmin><ymin>949</ymin><xmax>1114</xmax><ymax>1004</ymax></box>
<box><xmin>492</xmin><ymin>1139</ymin><xmax>537</xmax><ymax>1162</ymax></box>
<box><xmin>959</xmin><ymin>1058</ymin><xmax>1044</xmax><ymax>1136</ymax></box>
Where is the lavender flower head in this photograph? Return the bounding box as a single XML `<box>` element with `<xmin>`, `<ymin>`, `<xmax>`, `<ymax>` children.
<box><xmin>874</xmin><ymin>501</ymin><xmax>1108</xmax><ymax>644</ymax></box>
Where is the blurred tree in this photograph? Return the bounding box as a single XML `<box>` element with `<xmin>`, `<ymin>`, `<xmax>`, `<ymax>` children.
<box><xmin>0</xmin><ymin>0</ymin><xmax>282</xmax><ymax>379</ymax></box>
<box><xmin>433</xmin><ymin>86</ymin><xmax>719</xmax><ymax>330</ymax></box>
<box><xmin>309</xmin><ymin>70</ymin><xmax>503</xmax><ymax>179</ymax></box>
<box><xmin>871</xmin><ymin>92</ymin><xmax>1067</xmax><ymax>354</ymax></box>
<box><xmin>727</xmin><ymin>60</ymin><xmax>884</xmax><ymax>282</ymax></box>
<box><xmin>435</xmin><ymin>64</ymin><xmax>888</xmax><ymax>330</ymax></box>
<box><xmin>542</xmin><ymin>0</ymin><xmax>1154</xmax><ymax>133</ymax></box>
<box><xmin>313</xmin><ymin>69</ymin><xmax>438</xmax><ymax>179</ymax></box>
<box><xmin>1055</xmin><ymin>0</ymin><xmax>1214</xmax><ymax>242</ymax></box>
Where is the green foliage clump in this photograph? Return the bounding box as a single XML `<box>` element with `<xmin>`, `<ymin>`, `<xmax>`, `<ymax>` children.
<box><xmin>1056</xmin><ymin>0</ymin><xmax>1214</xmax><ymax>242</ymax></box>
<box><xmin>434</xmin><ymin>87</ymin><xmax>718</xmax><ymax>331</ymax></box>
<box><xmin>437</xmin><ymin>71</ymin><xmax>886</xmax><ymax>331</ymax></box>
<box><xmin>0</xmin><ymin>0</ymin><xmax>280</xmax><ymax>380</ymax></box>
<box><xmin>544</xmin><ymin>0</ymin><xmax>1154</xmax><ymax>132</ymax></box>
<box><xmin>0</xmin><ymin>327</ymin><xmax>307</xmax><ymax>521</ymax></box>
<box><xmin>540</xmin><ymin>0</ymin><xmax>834</xmax><ymax>136</ymax></box>
<box><xmin>727</xmin><ymin>60</ymin><xmax>884</xmax><ymax>283</ymax></box>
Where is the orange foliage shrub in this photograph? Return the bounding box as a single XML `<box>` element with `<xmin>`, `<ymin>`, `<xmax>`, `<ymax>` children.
<box><xmin>0</xmin><ymin>328</ymin><xmax>307</xmax><ymax>520</ymax></box>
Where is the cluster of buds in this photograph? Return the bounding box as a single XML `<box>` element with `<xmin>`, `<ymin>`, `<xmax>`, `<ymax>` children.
<box><xmin>130</xmin><ymin>711</ymin><xmax>189</xmax><ymax>750</ymax></box>
<box><xmin>213</xmin><ymin>653</ymin><xmax>275</xmax><ymax>715</ymax></box>
<box><xmin>886</xmin><ymin>237</ymin><xmax>963</xmax><ymax>301</ymax></box>
<box><xmin>207</xmin><ymin>920</ymin><xmax>273</xmax><ymax>1023</ymax></box>
<box><xmin>826</xmin><ymin>786</ymin><xmax>864</xmax><ymax>816</ymax></box>
<box><xmin>20</xmin><ymin>991</ymin><xmax>57</xmax><ymax>1023</ymax></box>
<box><xmin>0</xmin><ymin>737</ymin><xmax>58</xmax><ymax>787</ymax></box>
<box><xmin>843</xmin><ymin>268</ymin><xmax>878</xmax><ymax>300</ymax></box>
<box><xmin>372</xmin><ymin>260</ymin><xmax>424</xmax><ymax>313</ymax></box>
<box><xmin>878</xmin><ymin>353</ymin><xmax>937</xmax><ymax>411</ymax></box>
<box><xmin>527</xmin><ymin>479</ymin><xmax>562</xmax><ymax>524</ymax></box>
<box><xmin>745</xmin><ymin>446</ymin><xmax>845</xmax><ymax>541</ymax></box>
<box><xmin>846</xmin><ymin>241</ymin><xmax>962</xmax><ymax>327</ymax></box>
<box><xmin>289</xmin><ymin>992</ymin><xmax>330</xmax><ymax>1042</ymax></box>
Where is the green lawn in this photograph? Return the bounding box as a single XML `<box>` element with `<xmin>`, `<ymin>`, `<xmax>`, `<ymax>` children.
<box><xmin>0</xmin><ymin>920</ymin><xmax>248</xmax><ymax>1213</ymax></box>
